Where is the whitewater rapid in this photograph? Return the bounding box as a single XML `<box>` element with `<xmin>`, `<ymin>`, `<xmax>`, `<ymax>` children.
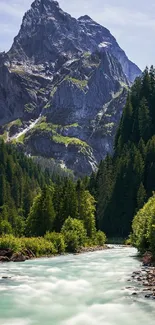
<box><xmin>0</xmin><ymin>247</ymin><xmax>155</xmax><ymax>325</ymax></box>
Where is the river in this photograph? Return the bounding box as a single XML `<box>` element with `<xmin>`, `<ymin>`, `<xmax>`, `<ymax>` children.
<box><xmin>0</xmin><ymin>246</ymin><xmax>155</xmax><ymax>325</ymax></box>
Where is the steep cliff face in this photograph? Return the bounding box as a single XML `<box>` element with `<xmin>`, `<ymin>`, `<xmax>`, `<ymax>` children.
<box><xmin>0</xmin><ymin>0</ymin><xmax>141</xmax><ymax>176</ymax></box>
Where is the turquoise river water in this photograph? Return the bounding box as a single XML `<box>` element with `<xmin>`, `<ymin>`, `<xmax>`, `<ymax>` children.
<box><xmin>0</xmin><ymin>246</ymin><xmax>155</xmax><ymax>325</ymax></box>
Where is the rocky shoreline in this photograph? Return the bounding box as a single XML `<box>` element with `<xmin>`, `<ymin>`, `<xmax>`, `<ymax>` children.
<box><xmin>0</xmin><ymin>245</ymin><xmax>109</xmax><ymax>263</ymax></box>
<box><xmin>76</xmin><ymin>245</ymin><xmax>109</xmax><ymax>254</ymax></box>
<box><xmin>0</xmin><ymin>248</ymin><xmax>36</xmax><ymax>263</ymax></box>
<box><xmin>130</xmin><ymin>252</ymin><xmax>155</xmax><ymax>299</ymax></box>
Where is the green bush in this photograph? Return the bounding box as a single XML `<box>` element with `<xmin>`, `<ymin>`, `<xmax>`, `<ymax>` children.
<box><xmin>44</xmin><ymin>232</ymin><xmax>66</xmax><ymax>253</ymax></box>
<box><xmin>94</xmin><ymin>231</ymin><xmax>106</xmax><ymax>246</ymax></box>
<box><xmin>0</xmin><ymin>235</ymin><xmax>57</xmax><ymax>256</ymax></box>
<box><xmin>13</xmin><ymin>216</ymin><xmax>25</xmax><ymax>237</ymax></box>
<box><xmin>132</xmin><ymin>194</ymin><xmax>155</xmax><ymax>254</ymax></box>
<box><xmin>0</xmin><ymin>235</ymin><xmax>22</xmax><ymax>252</ymax></box>
<box><xmin>0</xmin><ymin>220</ymin><xmax>13</xmax><ymax>235</ymax></box>
<box><xmin>21</xmin><ymin>237</ymin><xmax>57</xmax><ymax>257</ymax></box>
<box><xmin>61</xmin><ymin>217</ymin><xmax>87</xmax><ymax>252</ymax></box>
<box><xmin>124</xmin><ymin>238</ymin><xmax>131</xmax><ymax>245</ymax></box>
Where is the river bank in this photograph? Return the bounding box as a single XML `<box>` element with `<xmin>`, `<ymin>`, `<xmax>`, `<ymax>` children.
<box><xmin>0</xmin><ymin>245</ymin><xmax>109</xmax><ymax>263</ymax></box>
<box><xmin>131</xmin><ymin>252</ymin><xmax>155</xmax><ymax>299</ymax></box>
<box><xmin>131</xmin><ymin>267</ymin><xmax>155</xmax><ymax>299</ymax></box>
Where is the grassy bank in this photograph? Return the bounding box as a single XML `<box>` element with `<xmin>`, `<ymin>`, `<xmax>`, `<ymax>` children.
<box><xmin>0</xmin><ymin>229</ymin><xmax>107</xmax><ymax>261</ymax></box>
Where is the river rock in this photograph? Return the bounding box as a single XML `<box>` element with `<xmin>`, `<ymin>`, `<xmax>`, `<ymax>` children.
<box><xmin>23</xmin><ymin>249</ymin><xmax>35</xmax><ymax>258</ymax></box>
<box><xmin>11</xmin><ymin>253</ymin><xmax>26</xmax><ymax>262</ymax></box>
<box><xmin>142</xmin><ymin>252</ymin><xmax>153</xmax><ymax>266</ymax></box>
<box><xmin>145</xmin><ymin>294</ymin><xmax>152</xmax><ymax>298</ymax></box>
<box><xmin>0</xmin><ymin>249</ymin><xmax>13</xmax><ymax>258</ymax></box>
<box><xmin>133</xmin><ymin>271</ymin><xmax>141</xmax><ymax>275</ymax></box>
<box><xmin>0</xmin><ymin>256</ymin><xmax>10</xmax><ymax>262</ymax></box>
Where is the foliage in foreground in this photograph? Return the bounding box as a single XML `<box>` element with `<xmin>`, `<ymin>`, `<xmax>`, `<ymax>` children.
<box><xmin>131</xmin><ymin>194</ymin><xmax>155</xmax><ymax>255</ymax></box>
<box><xmin>0</xmin><ymin>235</ymin><xmax>56</xmax><ymax>256</ymax></box>
<box><xmin>0</xmin><ymin>223</ymin><xmax>106</xmax><ymax>256</ymax></box>
<box><xmin>44</xmin><ymin>232</ymin><xmax>66</xmax><ymax>253</ymax></box>
<box><xmin>61</xmin><ymin>217</ymin><xmax>87</xmax><ymax>252</ymax></box>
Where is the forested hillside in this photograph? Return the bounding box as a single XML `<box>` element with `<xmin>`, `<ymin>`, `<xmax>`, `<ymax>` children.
<box><xmin>0</xmin><ymin>140</ymin><xmax>48</xmax><ymax>236</ymax></box>
<box><xmin>0</xmin><ymin>140</ymin><xmax>106</xmax><ymax>256</ymax></box>
<box><xmin>90</xmin><ymin>67</ymin><xmax>155</xmax><ymax>239</ymax></box>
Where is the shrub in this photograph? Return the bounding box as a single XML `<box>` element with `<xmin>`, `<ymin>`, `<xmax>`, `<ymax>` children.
<box><xmin>44</xmin><ymin>232</ymin><xmax>66</xmax><ymax>253</ymax></box>
<box><xmin>22</xmin><ymin>237</ymin><xmax>57</xmax><ymax>257</ymax></box>
<box><xmin>0</xmin><ymin>220</ymin><xmax>12</xmax><ymax>235</ymax></box>
<box><xmin>13</xmin><ymin>216</ymin><xmax>25</xmax><ymax>237</ymax></box>
<box><xmin>94</xmin><ymin>231</ymin><xmax>107</xmax><ymax>246</ymax></box>
<box><xmin>0</xmin><ymin>235</ymin><xmax>57</xmax><ymax>257</ymax></box>
<box><xmin>61</xmin><ymin>217</ymin><xmax>87</xmax><ymax>252</ymax></box>
<box><xmin>132</xmin><ymin>194</ymin><xmax>155</xmax><ymax>255</ymax></box>
<box><xmin>0</xmin><ymin>235</ymin><xmax>22</xmax><ymax>252</ymax></box>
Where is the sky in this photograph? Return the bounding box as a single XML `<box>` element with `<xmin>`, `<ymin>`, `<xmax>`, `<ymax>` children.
<box><xmin>0</xmin><ymin>0</ymin><xmax>155</xmax><ymax>71</ymax></box>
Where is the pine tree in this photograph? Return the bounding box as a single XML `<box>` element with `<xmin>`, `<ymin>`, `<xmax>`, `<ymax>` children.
<box><xmin>141</xmin><ymin>67</ymin><xmax>151</xmax><ymax>101</ymax></box>
<box><xmin>138</xmin><ymin>98</ymin><xmax>151</xmax><ymax>142</ymax></box>
<box><xmin>137</xmin><ymin>183</ymin><xmax>146</xmax><ymax>211</ymax></box>
<box><xmin>26</xmin><ymin>186</ymin><xmax>56</xmax><ymax>237</ymax></box>
<box><xmin>145</xmin><ymin>136</ymin><xmax>155</xmax><ymax>197</ymax></box>
<box><xmin>79</xmin><ymin>190</ymin><xmax>96</xmax><ymax>238</ymax></box>
<box><xmin>118</xmin><ymin>94</ymin><xmax>133</xmax><ymax>147</ymax></box>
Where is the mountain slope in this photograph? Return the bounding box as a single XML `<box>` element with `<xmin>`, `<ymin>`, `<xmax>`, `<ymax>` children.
<box><xmin>92</xmin><ymin>67</ymin><xmax>155</xmax><ymax>238</ymax></box>
<box><xmin>0</xmin><ymin>0</ymin><xmax>141</xmax><ymax>176</ymax></box>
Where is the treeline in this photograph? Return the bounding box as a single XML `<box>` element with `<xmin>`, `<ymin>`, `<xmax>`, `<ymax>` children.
<box><xmin>90</xmin><ymin>66</ymin><xmax>155</xmax><ymax>239</ymax></box>
<box><xmin>0</xmin><ymin>140</ymin><xmax>106</xmax><ymax>252</ymax></box>
<box><xmin>131</xmin><ymin>194</ymin><xmax>155</xmax><ymax>255</ymax></box>
<box><xmin>0</xmin><ymin>140</ymin><xmax>48</xmax><ymax>235</ymax></box>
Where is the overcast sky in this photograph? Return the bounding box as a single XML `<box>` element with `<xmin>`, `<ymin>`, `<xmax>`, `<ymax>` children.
<box><xmin>0</xmin><ymin>0</ymin><xmax>155</xmax><ymax>71</ymax></box>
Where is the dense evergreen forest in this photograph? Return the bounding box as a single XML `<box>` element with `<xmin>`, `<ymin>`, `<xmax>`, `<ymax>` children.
<box><xmin>90</xmin><ymin>67</ymin><xmax>155</xmax><ymax>245</ymax></box>
<box><xmin>0</xmin><ymin>140</ymin><xmax>106</xmax><ymax>255</ymax></box>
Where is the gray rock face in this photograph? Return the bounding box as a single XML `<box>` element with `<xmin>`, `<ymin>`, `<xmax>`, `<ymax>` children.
<box><xmin>8</xmin><ymin>0</ymin><xmax>141</xmax><ymax>82</ymax></box>
<box><xmin>0</xmin><ymin>0</ymin><xmax>141</xmax><ymax>175</ymax></box>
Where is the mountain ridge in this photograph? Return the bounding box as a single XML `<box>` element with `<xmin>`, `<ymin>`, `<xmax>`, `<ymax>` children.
<box><xmin>0</xmin><ymin>0</ymin><xmax>141</xmax><ymax>176</ymax></box>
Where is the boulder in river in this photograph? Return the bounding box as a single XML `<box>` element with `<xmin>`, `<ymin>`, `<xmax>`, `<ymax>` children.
<box><xmin>11</xmin><ymin>253</ymin><xmax>26</xmax><ymax>262</ymax></box>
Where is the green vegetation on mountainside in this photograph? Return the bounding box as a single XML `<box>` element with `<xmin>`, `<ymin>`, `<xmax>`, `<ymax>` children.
<box><xmin>65</xmin><ymin>76</ymin><xmax>88</xmax><ymax>89</ymax></box>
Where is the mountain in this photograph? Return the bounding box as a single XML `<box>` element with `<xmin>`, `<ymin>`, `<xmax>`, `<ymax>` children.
<box><xmin>0</xmin><ymin>0</ymin><xmax>141</xmax><ymax>176</ymax></box>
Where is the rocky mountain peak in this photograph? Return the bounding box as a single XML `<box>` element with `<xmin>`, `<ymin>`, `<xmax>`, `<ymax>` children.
<box><xmin>78</xmin><ymin>15</ymin><xmax>93</xmax><ymax>22</ymax></box>
<box><xmin>31</xmin><ymin>0</ymin><xmax>59</xmax><ymax>10</ymax></box>
<box><xmin>8</xmin><ymin>0</ymin><xmax>141</xmax><ymax>82</ymax></box>
<box><xmin>22</xmin><ymin>0</ymin><xmax>66</xmax><ymax>26</ymax></box>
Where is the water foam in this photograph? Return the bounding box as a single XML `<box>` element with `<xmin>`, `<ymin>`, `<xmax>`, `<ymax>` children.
<box><xmin>0</xmin><ymin>247</ymin><xmax>155</xmax><ymax>325</ymax></box>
